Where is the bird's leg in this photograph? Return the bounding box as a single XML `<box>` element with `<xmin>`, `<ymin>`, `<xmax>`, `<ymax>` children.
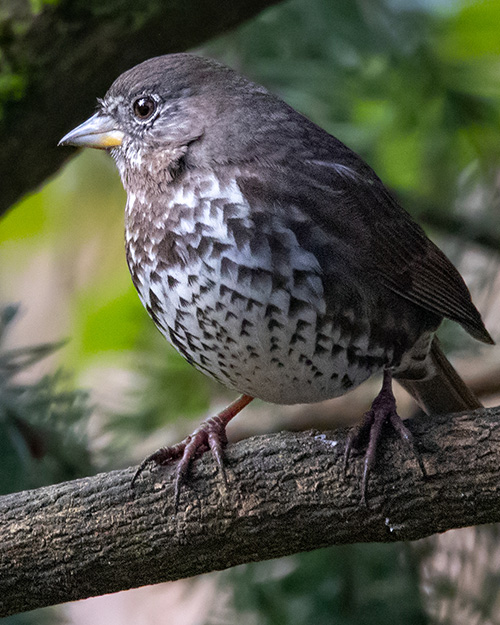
<box><xmin>132</xmin><ymin>394</ymin><xmax>253</xmax><ymax>507</ymax></box>
<box><xmin>344</xmin><ymin>370</ymin><xmax>425</xmax><ymax>504</ymax></box>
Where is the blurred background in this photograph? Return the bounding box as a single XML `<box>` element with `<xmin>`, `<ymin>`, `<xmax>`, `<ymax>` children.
<box><xmin>2</xmin><ymin>0</ymin><xmax>500</xmax><ymax>623</ymax></box>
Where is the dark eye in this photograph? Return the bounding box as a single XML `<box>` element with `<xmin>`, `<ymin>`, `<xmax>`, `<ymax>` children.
<box><xmin>132</xmin><ymin>96</ymin><xmax>157</xmax><ymax>121</ymax></box>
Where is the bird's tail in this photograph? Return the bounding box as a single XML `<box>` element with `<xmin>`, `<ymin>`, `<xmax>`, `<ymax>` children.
<box><xmin>398</xmin><ymin>338</ymin><xmax>482</xmax><ymax>414</ymax></box>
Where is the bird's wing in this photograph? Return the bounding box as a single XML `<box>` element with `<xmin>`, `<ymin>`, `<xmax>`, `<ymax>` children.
<box><xmin>237</xmin><ymin>149</ymin><xmax>493</xmax><ymax>345</ymax></box>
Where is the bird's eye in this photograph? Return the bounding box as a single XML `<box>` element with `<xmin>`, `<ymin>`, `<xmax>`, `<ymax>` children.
<box><xmin>132</xmin><ymin>96</ymin><xmax>157</xmax><ymax>121</ymax></box>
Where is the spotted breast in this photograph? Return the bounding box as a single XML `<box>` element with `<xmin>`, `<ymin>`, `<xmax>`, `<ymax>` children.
<box><xmin>124</xmin><ymin>165</ymin><xmax>436</xmax><ymax>406</ymax></box>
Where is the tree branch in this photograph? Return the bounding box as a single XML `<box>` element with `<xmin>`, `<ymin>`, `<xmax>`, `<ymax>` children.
<box><xmin>418</xmin><ymin>207</ymin><xmax>500</xmax><ymax>255</ymax></box>
<box><xmin>3</xmin><ymin>406</ymin><xmax>500</xmax><ymax>616</ymax></box>
<box><xmin>0</xmin><ymin>0</ymin><xmax>282</xmax><ymax>216</ymax></box>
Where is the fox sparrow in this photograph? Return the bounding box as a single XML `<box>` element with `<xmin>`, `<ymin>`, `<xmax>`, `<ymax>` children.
<box><xmin>60</xmin><ymin>54</ymin><xmax>493</xmax><ymax>503</ymax></box>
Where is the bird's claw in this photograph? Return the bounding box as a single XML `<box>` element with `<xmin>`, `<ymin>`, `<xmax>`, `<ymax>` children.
<box><xmin>131</xmin><ymin>414</ymin><xmax>229</xmax><ymax>508</ymax></box>
<box><xmin>344</xmin><ymin>371</ymin><xmax>425</xmax><ymax>505</ymax></box>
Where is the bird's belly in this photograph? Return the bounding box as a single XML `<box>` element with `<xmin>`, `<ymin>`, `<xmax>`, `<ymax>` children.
<box><xmin>134</xmin><ymin>257</ymin><xmax>387</xmax><ymax>405</ymax></box>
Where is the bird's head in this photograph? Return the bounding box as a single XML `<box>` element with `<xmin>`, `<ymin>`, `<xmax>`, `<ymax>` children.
<box><xmin>59</xmin><ymin>54</ymin><xmax>279</xmax><ymax>193</ymax></box>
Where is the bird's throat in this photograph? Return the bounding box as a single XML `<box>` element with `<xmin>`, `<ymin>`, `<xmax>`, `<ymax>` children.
<box><xmin>113</xmin><ymin>141</ymin><xmax>189</xmax><ymax>200</ymax></box>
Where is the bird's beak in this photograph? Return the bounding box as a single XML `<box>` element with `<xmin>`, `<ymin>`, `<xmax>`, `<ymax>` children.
<box><xmin>58</xmin><ymin>112</ymin><xmax>124</xmax><ymax>150</ymax></box>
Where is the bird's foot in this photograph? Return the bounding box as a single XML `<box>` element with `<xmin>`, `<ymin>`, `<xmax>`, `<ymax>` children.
<box><xmin>131</xmin><ymin>416</ymin><xmax>227</xmax><ymax>507</ymax></box>
<box><xmin>131</xmin><ymin>394</ymin><xmax>253</xmax><ymax>508</ymax></box>
<box><xmin>344</xmin><ymin>371</ymin><xmax>425</xmax><ymax>504</ymax></box>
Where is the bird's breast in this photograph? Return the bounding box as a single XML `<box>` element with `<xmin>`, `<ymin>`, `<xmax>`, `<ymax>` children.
<box><xmin>123</xmin><ymin>172</ymin><xmax>421</xmax><ymax>404</ymax></box>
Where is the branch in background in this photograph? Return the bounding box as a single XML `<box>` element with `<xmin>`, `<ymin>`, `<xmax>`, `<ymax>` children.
<box><xmin>0</xmin><ymin>0</ymin><xmax>282</xmax><ymax>216</ymax></box>
<box><xmin>3</xmin><ymin>406</ymin><xmax>500</xmax><ymax>617</ymax></box>
<box><xmin>417</xmin><ymin>207</ymin><xmax>500</xmax><ymax>254</ymax></box>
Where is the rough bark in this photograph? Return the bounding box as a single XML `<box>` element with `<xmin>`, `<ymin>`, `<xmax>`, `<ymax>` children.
<box><xmin>0</xmin><ymin>0</ymin><xmax>281</xmax><ymax>216</ymax></box>
<box><xmin>2</xmin><ymin>406</ymin><xmax>500</xmax><ymax>616</ymax></box>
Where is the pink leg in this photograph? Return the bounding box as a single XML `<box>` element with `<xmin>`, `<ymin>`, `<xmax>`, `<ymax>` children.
<box><xmin>344</xmin><ymin>370</ymin><xmax>425</xmax><ymax>504</ymax></box>
<box><xmin>132</xmin><ymin>394</ymin><xmax>253</xmax><ymax>507</ymax></box>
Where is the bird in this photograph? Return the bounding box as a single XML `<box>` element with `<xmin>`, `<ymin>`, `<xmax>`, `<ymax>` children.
<box><xmin>59</xmin><ymin>53</ymin><xmax>493</xmax><ymax>504</ymax></box>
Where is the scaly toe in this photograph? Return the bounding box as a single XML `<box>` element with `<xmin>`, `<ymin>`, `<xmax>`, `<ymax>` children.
<box><xmin>131</xmin><ymin>395</ymin><xmax>253</xmax><ymax>505</ymax></box>
<box><xmin>131</xmin><ymin>443</ymin><xmax>186</xmax><ymax>487</ymax></box>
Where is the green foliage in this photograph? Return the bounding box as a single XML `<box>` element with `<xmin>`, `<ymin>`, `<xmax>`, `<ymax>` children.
<box><xmin>0</xmin><ymin>306</ymin><xmax>92</xmax><ymax>495</ymax></box>
<box><xmin>0</xmin><ymin>66</ymin><xmax>26</xmax><ymax>102</ymax></box>
<box><xmin>73</xmin><ymin>282</ymin><xmax>144</xmax><ymax>357</ymax></box>
<box><xmin>0</xmin><ymin>53</ymin><xmax>27</xmax><ymax>119</ymax></box>
<box><xmin>28</xmin><ymin>0</ymin><xmax>61</xmax><ymax>13</ymax></box>
<box><xmin>214</xmin><ymin>545</ymin><xmax>427</xmax><ymax>625</ymax></box>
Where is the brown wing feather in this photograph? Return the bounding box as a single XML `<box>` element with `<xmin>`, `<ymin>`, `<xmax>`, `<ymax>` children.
<box><xmin>283</xmin><ymin>138</ymin><xmax>493</xmax><ymax>343</ymax></box>
<box><xmin>238</xmin><ymin>127</ymin><xmax>493</xmax><ymax>345</ymax></box>
<box><xmin>368</xmin><ymin>186</ymin><xmax>493</xmax><ymax>344</ymax></box>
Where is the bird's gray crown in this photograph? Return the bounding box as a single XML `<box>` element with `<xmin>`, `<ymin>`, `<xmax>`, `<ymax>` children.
<box><xmin>106</xmin><ymin>53</ymin><xmax>265</xmax><ymax>102</ymax></box>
